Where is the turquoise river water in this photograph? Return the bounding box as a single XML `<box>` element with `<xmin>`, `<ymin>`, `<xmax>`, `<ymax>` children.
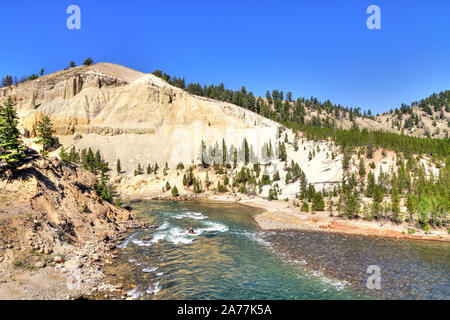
<box><xmin>107</xmin><ymin>201</ymin><xmax>449</xmax><ymax>300</ymax></box>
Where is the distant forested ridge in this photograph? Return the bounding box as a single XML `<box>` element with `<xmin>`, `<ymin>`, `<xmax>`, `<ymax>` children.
<box><xmin>152</xmin><ymin>70</ymin><xmax>450</xmax><ymax>158</ymax></box>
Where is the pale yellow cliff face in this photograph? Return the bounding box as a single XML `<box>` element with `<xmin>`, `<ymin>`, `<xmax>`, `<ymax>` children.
<box><xmin>2</xmin><ymin>63</ymin><xmax>279</xmax><ymax>172</ymax></box>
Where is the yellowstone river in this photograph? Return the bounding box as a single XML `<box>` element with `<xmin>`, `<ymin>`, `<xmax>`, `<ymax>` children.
<box><xmin>103</xmin><ymin>201</ymin><xmax>449</xmax><ymax>300</ymax></box>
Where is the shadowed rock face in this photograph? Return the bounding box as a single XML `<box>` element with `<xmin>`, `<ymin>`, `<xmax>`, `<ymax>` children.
<box><xmin>1</xmin><ymin>63</ymin><xmax>279</xmax><ymax>171</ymax></box>
<box><xmin>0</xmin><ymin>155</ymin><xmax>136</xmax><ymax>266</ymax></box>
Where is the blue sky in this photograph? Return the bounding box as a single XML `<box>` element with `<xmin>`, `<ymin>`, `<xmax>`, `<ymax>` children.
<box><xmin>1</xmin><ymin>0</ymin><xmax>449</xmax><ymax>114</ymax></box>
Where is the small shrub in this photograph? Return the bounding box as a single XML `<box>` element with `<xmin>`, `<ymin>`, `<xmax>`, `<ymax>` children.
<box><xmin>171</xmin><ymin>186</ymin><xmax>179</xmax><ymax>197</ymax></box>
<box><xmin>81</xmin><ymin>203</ymin><xmax>89</xmax><ymax>213</ymax></box>
<box><xmin>301</xmin><ymin>202</ymin><xmax>309</xmax><ymax>212</ymax></box>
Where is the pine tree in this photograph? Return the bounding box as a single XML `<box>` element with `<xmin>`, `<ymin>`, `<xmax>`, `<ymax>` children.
<box><xmin>342</xmin><ymin>152</ymin><xmax>350</xmax><ymax>170</ymax></box>
<box><xmin>358</xmin><ymin>158</ymin><xmax>366</xmax><ymax>179</ymax></box>
<box><xmin>243</xmin><ymin>138</ymin><xmax>249</xmax><ymax>165</ymax></box>
<box><xmin>83</xmin><ymin>57</ymin><xmax>94</xmax><ymax>66</ymax></box>
<box><xmin>1</xmin><ymin>75</ymin><xmax>13</xmax><ymax>87</ymax></box>
<box><xmin>59</xmin><ymin>146</ymin><xmax>69</xmax><ymax>164</ymax></box>
<box><xmin>35</xmin><ymin>116</ymin><xmax>58</xmax><ymax>156</ymax></box>
<box><xmin>273</xmin><ymin>170</ymin><xmax>280</xmax><ymax>181</ymax></box>
<box><xmin>134</xmin><ymin>163</ymin><xmax>143</xmax><ymax>176</ymax></box>
<box><xmin>68</xmin><ymin>146</ymin><xmax>79</xmax><ymax>162</ymax></box>
<box><xmin>301</xmin><ymin>202</ymin><xmax>309</xmax><ymax>212</ymax></box>
<box><xmin>299</xmin><ymin>171</ymin><xmax>308</xmax><ymax>195</ymax></box>
<box><xmin>116</xmin><ymin>159</ymin><xmax>121</xmax><ymax>174</ymax></box>
<box><xmin>405</xmin><ymin>193</ymin><xmax>415</xmax><ymax>223</ymax></box>
<box><xmin>391</xmin><ymin>187</ymin><xmax>401</xmax><ymax>223</ymax></box>
<box><xmin>171</xmin><ymin>185</ymin><xmax>179</xmax><ymax>197</ymax></box>
<box><xmin>0</xmin><ymin>97</ymin><xmax>24</xmax><ymax>170</ymax></box>
<box><xmin>279</xmin><ymin>142</ymin><xmax>287</xmax><ymax>162</ymax></box>
<box><xmin>312</xmin><ymin>191</ymin><xmax>325</xmax><ymax>211</ymax></box>
<box><xmin>366</xmin><ymin>141</ymin><xmax>374</xmax><ymax>158</ymax></box>
<box><xmin>222</xmin><ymin>138</ymin><xmax>227</xmax><ymax>165</ymax></box>
<box><xmin>366</xmin><ymin>171</ymin><xmax>375</xmax><ymax>197</ymax></box>
<box><xmin>328</xmin><ymin>200</ymin><xmax>334</xmax><ymax>216</ymax></box>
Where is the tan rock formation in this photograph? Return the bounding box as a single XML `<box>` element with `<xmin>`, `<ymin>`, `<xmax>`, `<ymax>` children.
<box><xmin>1</xmin><ymin>63</ymin><xmax>279</xmax><ymax>172</ymax></box>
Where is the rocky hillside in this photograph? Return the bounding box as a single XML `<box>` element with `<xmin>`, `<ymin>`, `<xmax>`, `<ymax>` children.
<box><xmin>0</xmin><ymin>149</ymin><xmax>138</xmax><ymax>271</ymax></box>
<box><xmin>0</xmin><ymin>63</ymin><xmax>279</xmax><ymax>173</ymax></box>
<box><xmin>147</xmin><ymin>69</ymin><xmax>450</xmax><ymax>140</ymax></box>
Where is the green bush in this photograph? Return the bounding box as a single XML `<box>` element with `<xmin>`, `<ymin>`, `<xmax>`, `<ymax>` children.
<box><xmin>171</xmin><ymin>185</ymin><xmax>179</xmax><ymax>197</ymax></box>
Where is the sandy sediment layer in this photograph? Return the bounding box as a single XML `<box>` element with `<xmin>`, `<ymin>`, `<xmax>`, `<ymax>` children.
<box><xmin>233</xmin><ymin>197</ymin><xmax>449</xmax><ymax>242</ymax></box>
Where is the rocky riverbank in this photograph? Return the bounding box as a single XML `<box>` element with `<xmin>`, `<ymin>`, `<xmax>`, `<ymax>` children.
<box><xmin>0</xmin><ymin>154</ymin><xmax>148</xmax><ymax>299</ymax></box>
<box><xmin>236</xmin><ymin>197</ymin><xmax>450</xmax><ymax>242</ymax></box>
<box><xmin>0</xmin><ymin>226</ymin><xmax>145</xmax><ymax>299</ymax></box>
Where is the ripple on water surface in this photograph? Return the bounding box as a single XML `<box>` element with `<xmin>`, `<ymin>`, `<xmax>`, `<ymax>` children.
<box><xmin>106</xmin><ymin>201</ymin><xmax>449</xmax><ymax>300</ymax></box>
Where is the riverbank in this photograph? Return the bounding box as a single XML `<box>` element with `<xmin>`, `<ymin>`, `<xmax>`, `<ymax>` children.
<box><xmin>125</xmin><ymin>193</ymin><xmax>450</xmax><ymax>242</ymax></box>
<box><xmin>0</xmin><ymin>213</ymin><xmax>147</xmax><ymax>300</ymax></box>
<box><xmin>0</xmin><ymin>156</ymin><xmax>148</xmax><ymax>299</ymax></box>
<box><xmin>230</xmin><ymin>196</ymin><xmax>449</xmax><ymax>242</ymax></box>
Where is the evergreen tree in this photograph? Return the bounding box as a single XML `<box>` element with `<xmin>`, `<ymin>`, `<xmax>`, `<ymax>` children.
<box><xmin>222</xmin><ymin>138</ymin><xmax>227</xmax><ymax>165</ymax></box>
<box><xmin>59</xmin><ymin>146</ymin><xmax>69</xmax><ymax>164</ymax></box>
<box><xmin>1</xmin><ymin>75</ymin><xmax>13</xmax><ymax>87</ymax></box>
<box><xmin>312</xmin><ymin>191</ymin><xmax>325</xmax><ymax>211</ymax></box>
<box><xmin>134</xmin><ymin>163</ymin><xmax>143</xmax><ymax>176</ymax></box>
<box><xmin>328</xmin><ymin>200</ymin><xmax>334</xmax><ymax>216</ymax></box>
<box><xmin>83</xmin><ymin>57</ymin><xmax>94</xmax><ymax>66</ymax></box>
<box><xmin>301</xmin><ymin>202</ymin><xmax>309</xmax><ymax>212</ymax></box>
<box><xmin>243</xmin><ymin>138</ymin><xmax>249</xmax><ymax>165</ymax></box>
<box><xmin>35</xmin><ymin>116</ymin><xmax>58</xmax><ymax>156</ymax></box>
<box><xmin>391</xmin><ymin>187</ymin><xmax>401</xmax><ymax>223</ymax></box>
<box><xmin>68</xmin><ymin>146</ymin><xmax>79</xmax><ymax>162</ymax></box>
<box><xmin>342</xmin><ymin>151</ymin><xmax>350</xmax><ymax>170</ymax></box>
<box><xmin>116</xmin><ymin>159</ymin><xmax>121</xmax><ymax>174</ymax></box>
<box><xmin>171</xmin><ymin>185</ymin><xmax>179</xmax><ymax>197</ymax></box>
<box><xmin>366</xmin><ymin>171</ymin><xmax>375</xmax><ymax>197</ymax></box>
<box><xmin>273</xmin><ymin>170</ymin><xmax>280</xmax><ymax>181</ymax></box>
<box><xmin>405</xmin><ymin>193</ymin><xmax>416</xmax><ymax>223</ymax></box>
<box><xmin>366</xmin><ymin>141</ymin><xmax>374</xmax><ymax>158</ymax></box>
<box><xmin>279</xmin><ymin>142</ymin><xmax>287</xmax><ymax>162</ymax></box>
<box><xmin>358</xmin><ymin>158</ymin><xmax>366</xmax><ymax>179</ymax></box>
<box><xmin>0</xmin><ymin>97</ymin><xmax>24</xmax><ymax>169</ymax></box>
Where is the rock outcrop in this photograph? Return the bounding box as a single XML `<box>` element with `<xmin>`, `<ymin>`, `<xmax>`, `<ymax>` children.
<box><xmin>0</xmin><ymin>154</ymin><xmax>137</xmax><ymax>268</ymax></box>
<box><xmin>0</xmin><ymin>63</ymin><xmax>280</xmax><ymax>172</ymax></box>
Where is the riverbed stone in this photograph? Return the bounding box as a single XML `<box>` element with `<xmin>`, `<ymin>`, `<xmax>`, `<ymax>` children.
<box><xmin>65</xmin><ymin>259</ymin><xmax>83</xmax><ymax>269</ymax></box>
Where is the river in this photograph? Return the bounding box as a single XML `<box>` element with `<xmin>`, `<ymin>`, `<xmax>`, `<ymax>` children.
<box><xmin>104</xmin><ymin>201</ymin><xmax>449</xmax><ymax>300</ymax></box>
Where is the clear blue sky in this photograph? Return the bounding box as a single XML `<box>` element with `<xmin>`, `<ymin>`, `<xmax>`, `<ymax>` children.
<box><xmin>1</xmin><ymin>0</ymin><xmax>449</xmax><ymax>114</ymax></box>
